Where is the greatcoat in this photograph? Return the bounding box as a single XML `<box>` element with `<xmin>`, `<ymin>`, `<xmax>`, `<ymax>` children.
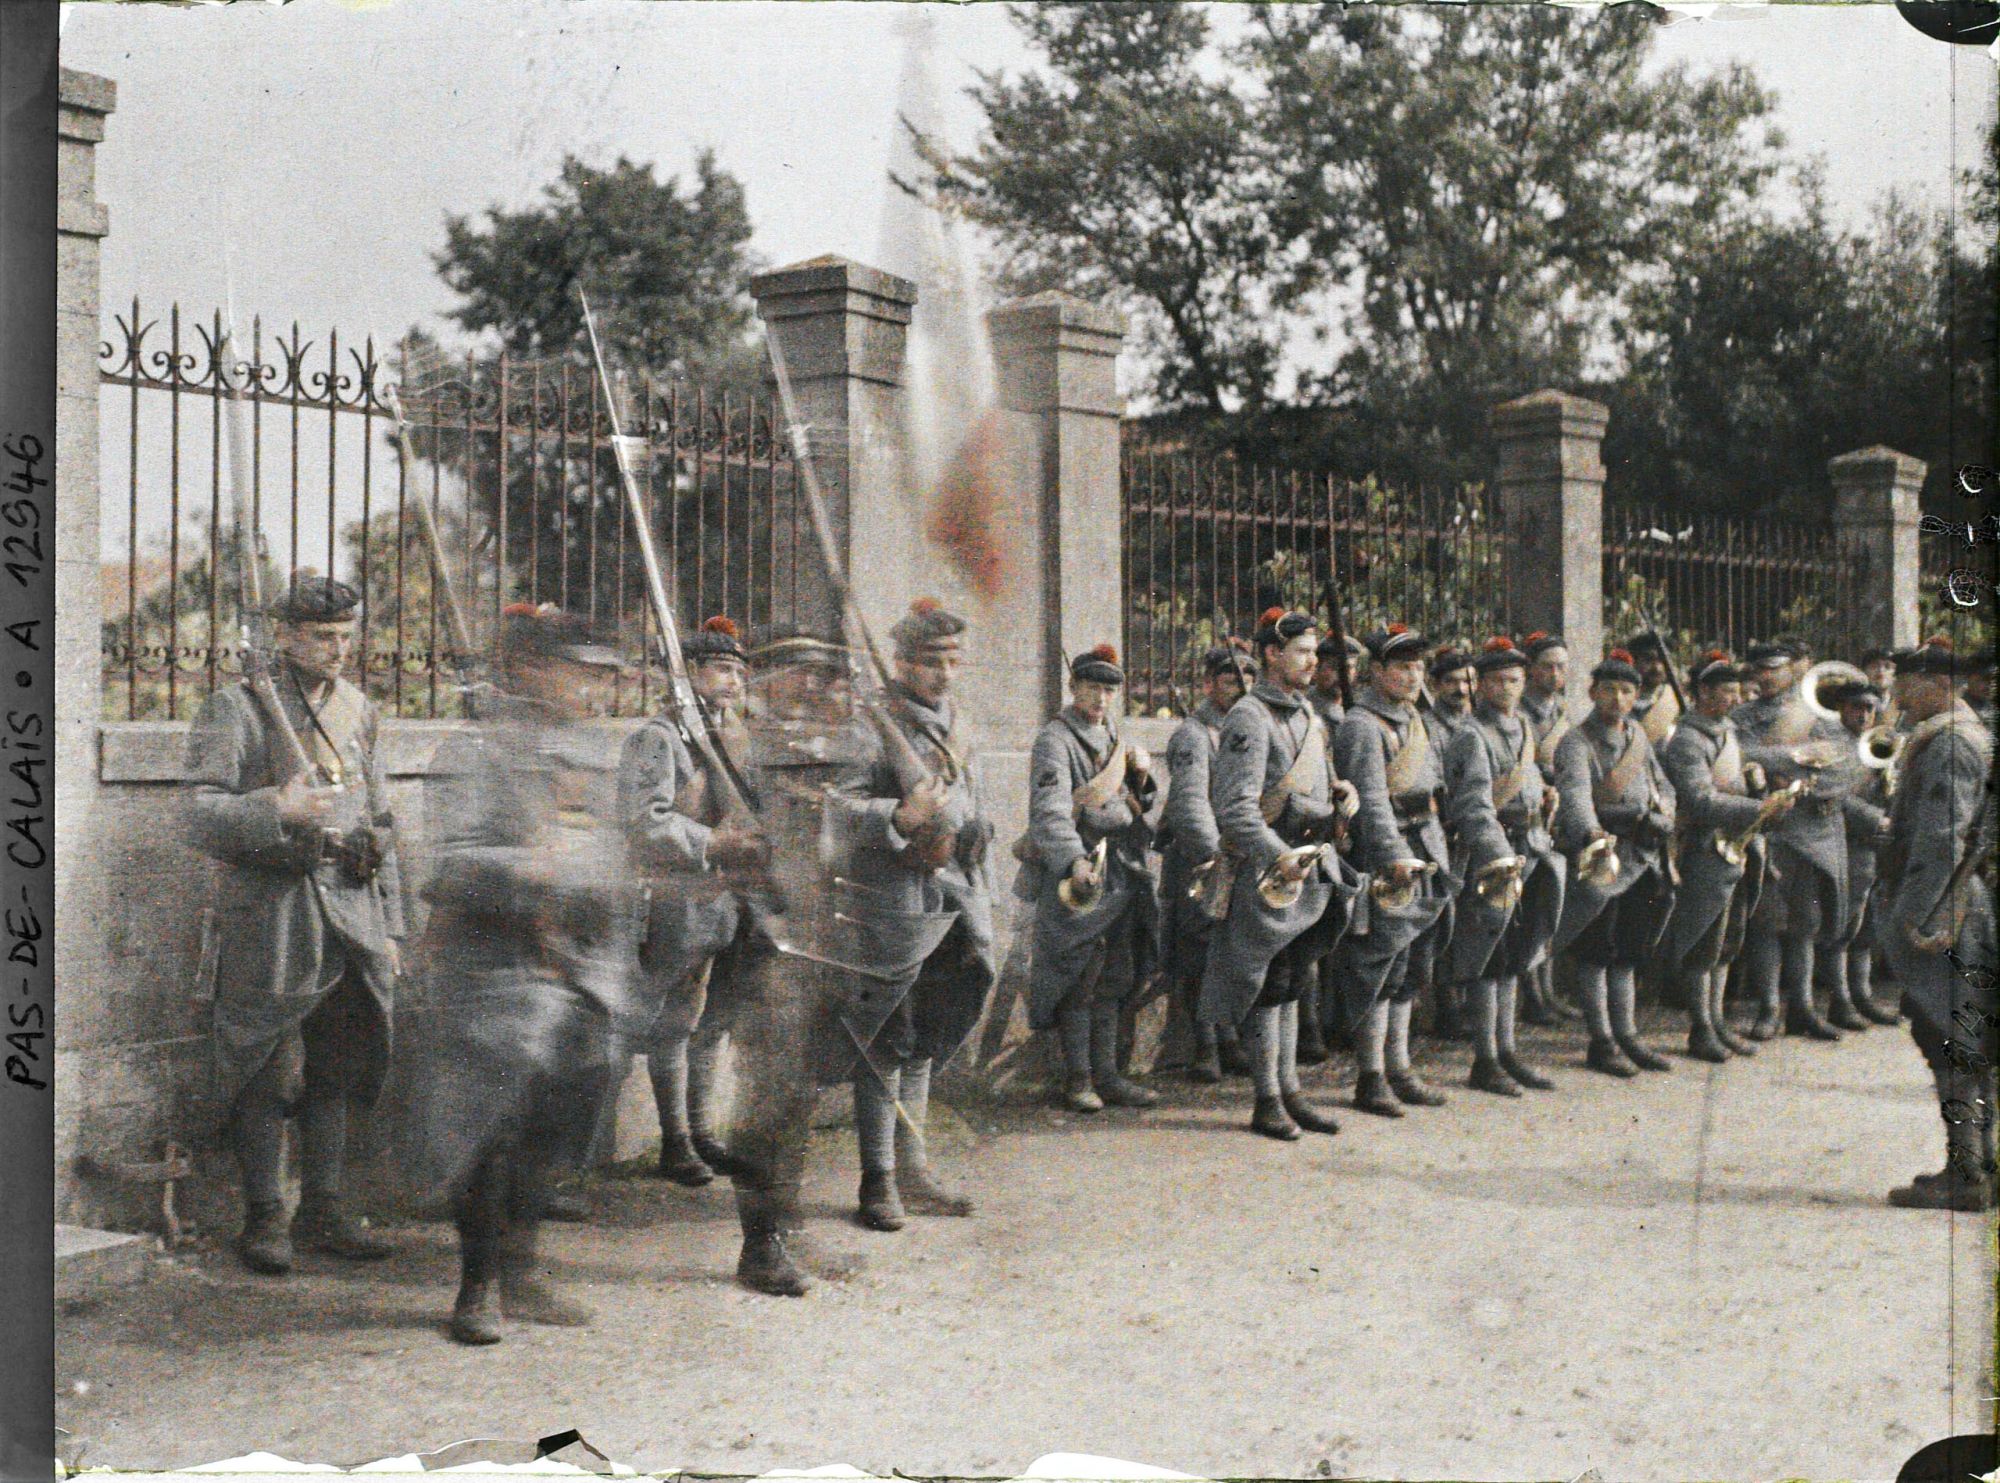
<box><xmin>1551</xmin><ymin>711</ymin><xmax>1677</xmax><ymax>955</ymax></box>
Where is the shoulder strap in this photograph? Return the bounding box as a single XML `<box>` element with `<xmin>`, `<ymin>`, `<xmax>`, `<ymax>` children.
<box><xmin>1593</xmin><ymin>726</ymin><xmax>1650</xmax><ymax>810</ymax></box>
<box><xmin>1258</xmin><ymin>705</ymin><xmax>1327</xmax><ymax>824</ymax></box>
<box><xmin>1711</xmin><ymin>728</ymin><xmax>1745</xmax><ymax>793</ymax></box>
<box><xmin>1380</xmin><ymin>709</ymin><xmax>1432</xmax><ymax>795</ymax></box>
<box><xmin>1490</xmin><ymin>722</ymin><xmax>1534</xmax><ymax>812</ymax></box>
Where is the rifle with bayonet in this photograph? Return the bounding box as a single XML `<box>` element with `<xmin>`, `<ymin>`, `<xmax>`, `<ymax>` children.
<box><xmin>760</xmin><ymin>331</ymin><xmax>957</xmax><ymax>874</ymax></box>
<box><xmin>577</xmin><ymin>289</ymin><xmax>781</xmax><ymax>909</ymax></box>
<box><xmin>1320</xmin><ymin>575</ymin><xmax>1354</xmax><ymax>710</ymax></box>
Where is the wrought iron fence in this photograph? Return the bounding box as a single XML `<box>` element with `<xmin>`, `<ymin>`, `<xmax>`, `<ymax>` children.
<box><xmin>99</xmin><ymin>300</ymin><xmax>807</xmax><ymax>720</ymax></box>
<box><xmin>1120</xmin><ymin>440</ymin><xmax>1513</xmax><ymax>716</ymax></box>
<box><xmin>1601</xmin><ymin>505</ymin><xmax>1873</xmax><ymax>661</ymax></box>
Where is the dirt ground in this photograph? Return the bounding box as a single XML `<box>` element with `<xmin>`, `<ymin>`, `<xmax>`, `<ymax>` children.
<box><xmin>55</xmin><ymin>1008</ymin><xmax>1995</xmax><ymax>1482</ymax></box>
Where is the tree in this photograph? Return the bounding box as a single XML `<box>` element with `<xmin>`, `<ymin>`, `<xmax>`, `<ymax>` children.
<box><xmin>1605</xmin><ymin>169</ymin><xmax>1997</xmax><ymax>517</ymax></box>
<box><xmin>1246</xmin><ymin>3</ymin><xmax>1784</xmax><ymax>488</ymax></box>
<box><xmin>911</xmin><ymin>3</ymin><xmax>1293</xmax><ymax>415</ymax></box>
<box><xmin>435</xmin><ymin>152</ymin><xmax>762</xmax><ymax>388</ymax></box>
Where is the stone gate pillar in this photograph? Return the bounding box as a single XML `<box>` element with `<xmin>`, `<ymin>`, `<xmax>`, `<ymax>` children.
<box><xmin>1828</xmin><ymin>446</ymin><xmax>1925</xmax><ymax>654</ymax></box>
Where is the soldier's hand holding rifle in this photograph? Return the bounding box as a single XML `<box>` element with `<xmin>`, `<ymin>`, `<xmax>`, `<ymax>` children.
<box><xmin>894</xmin><ymin>775</ymin><xmax>949</xmax><ymax>841</ymax></box>
<box><xmin>708</xmin><ymin>821</ymin><xmax>773</xmax><ymax>880</ymax></box>
<box><xmin>275</xmin><ymin>775</ymin><xmax>338</xmax><ymax>829</ymax></box>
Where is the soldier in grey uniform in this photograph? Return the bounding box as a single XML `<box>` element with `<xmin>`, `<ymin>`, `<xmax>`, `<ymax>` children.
<box><xmin>1628</xmin><ymin>632</ymin><xmax>1684</xmax><ymax>752</ymax></box>
<box><xmin>1658</xmin><ymin>651</ymin><xmax>1791</xmax><ymax>1062</ymax></box>
<box><xmin>622</xmin><ymin>615</ymin><xmax>771</xmax><ymax>1187</ymax></box>
<box><xmin>1879</xmin><ymin>640</ymin><xmax>1995</xmax><ymax>1211</ymax></box>
<box><xmin>183</xmin><ymin>576</ymin><xmax>405</xmax><ymax>1276</ymax></box>
<box><xmin>1826</xmin><ymin>676</ymin><xmax>1901</xmax><ymax>1025</ymax></box>
<box><xmin>1197</xmin><ymin>608</ymin><xmax>1361</xmax><ymax>1139</ymax></box>
<box><xmin>1329</xmin><ymin>624</ymin><xmax>1455</xmax><ymax>1117</ymax></box>
<box><xmin>1732</xmin><ymin>640</ymin><xmax>1853</xmax><ymax>1041</ymax></box>
<box><xmin>1441</xmin><ymin>637</ymin><xmax>1562</xmax><ymax>1094</ymax></box>
<box><xmin>821</xmin><ymin>599</ymin><xmax>1000</xmax><ymax>1233</ymax></box>
<box><xmin>1018</xmin><ymin>644</ymin><xmax>1163</xmax><ymax>1113</ymax></box>
<box><xmin>1517</xmin><ymin>631</ymin><xmax>1578</xmax><ymax>1027</ymax></box>
<box><xmin>1551</xmin><ymin>649</ymin><xmax>1679</xmax><ymax>1078</ymax></box>
<box><xmin>1159</xmin><ymin>640</ymin><xmax>1256</xmax><ymax>1083</ymax></box>
<box><xmin>1423</xmin><ymin>646</ymin><xmax>1478</xmax><ymax>1039</ymax></box>
<box><xmin>408</xmin><ymin>604</ymin><xmax>636</xmax><ymax>1344</ymax></box>
<box><xmin>1310</xmin><ymin>631</ymin><xmax>1363</xmax><ymax>730</ymax></box>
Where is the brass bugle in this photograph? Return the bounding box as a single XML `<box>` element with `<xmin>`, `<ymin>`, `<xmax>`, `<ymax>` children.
<box><xmin>1474</xmin><ymin>855</ymin><xmax>1526</xmax><ymax>910</ymax></box>
<box><xmin>1715</xmin><ymin>777</ymin><xmax>1804</xmax><ymax>868</ymax></box>
<box><xmin>1858</xmin><ymin>723</ymin><xmax>1903</xmax><ymax>771</ymax></box>
<box><xmin>1059</xmin><ymin>837</ymin><xmax>1110</xmax><ymax>913</ymax></box>
<box><xmin>1800</xmin><ymin>660</ymin><xmax>1871</xmax><ymax>725</ymax></box>
<box><xmin>1576</xmin><ymin>834</ymin><xmax>1620</xmax><ymax>889</ymax></box>
<box><xmin>1368</xmin><ymin>859</ymin><xmax>1438</xmax><ymax>913</ymax></box>
<box><xmin>1258</xmin><ymin>844</ymin><xmax>1333</xmax><ymax>911</ymax></box>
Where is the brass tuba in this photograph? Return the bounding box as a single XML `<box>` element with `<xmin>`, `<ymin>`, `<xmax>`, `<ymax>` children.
<box><xmin>1800</xmin><ymin>660</ymin><xmax>1872</xmax><ymax>727</ymax></box>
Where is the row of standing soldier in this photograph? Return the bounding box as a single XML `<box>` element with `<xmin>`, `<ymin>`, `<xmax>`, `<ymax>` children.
<box><xmin>182</xmin><ymin>575</ymin><xmax>1994</xmax><ymax>1347</ymax></box>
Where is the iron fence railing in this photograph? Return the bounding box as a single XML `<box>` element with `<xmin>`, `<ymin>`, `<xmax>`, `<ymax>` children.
<box><xmin>99</xmin><ymin>300</ymin><xmax>807</xmax><ymax>720</ymax></box>
<box><xmin>1601</xmin><ymin>505</ymin><xmax>1873</xmax><ymax>661</ymax></box>
<box><xmin>1120</xmin><ymin>440</ymin><xmax>1512</xmax><ymax>716</ymax></box>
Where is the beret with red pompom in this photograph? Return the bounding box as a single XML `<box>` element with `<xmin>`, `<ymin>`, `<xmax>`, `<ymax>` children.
<box><xmin>687</xmin><ymin>613</ymin><xmax>748</xmax><ymax>663</ymax></box>
<box><xmin>1473</xmin><ymin>635</ymin><xmax>1527</xmax><ymax>674</ymax></box>
<box><xmin>1691</xmin><ymin>648</ymin><xmax>1741</xmax><ymax>689</ymax></box>
<box><xmin>1591</xmin><ymin>648</ymin><xmax>1643</xmax><ymax>686</ymax></box>
<box><xmin>1204</xmin><ymin>637</ymin><xmax>1261</xmax><ymax>678</ymax></box>
<box><xmin>271</xmin><ymin>574</ymin><xmax>359</xmax><ymax>624</ymax></box>
<box><xmin>1364</xmin><ymin>622</ymin><xmax>1428</xmax><ymax>664</ymax></box>
<box><xmin>1255</xmin><ymin>605</ymin><xmax>1318</xmax><ymax>648</ymax></box>
<box><xmin>891</xmin><ymin>596</ymin><xmax>968</xmax><ymax>659</ymax></box>
<box><xmin>1428</xmin><ymin>646</ymin><xmax>1475</xmax><ymax>679</ymax></box>
<box><xmin>1070</xmin><ymin>642</ymin><xmax>1125</xmax><ymax>686</ymax></box>
<box><xmin>1523</xmin><ymin>630</ymin><xmax>1566</xmax><ymax>660</ymax></box>
<box><xmin>499</xmin><ymin>601</ymin><xmax>620</xmax><ymax>668</ymax></box>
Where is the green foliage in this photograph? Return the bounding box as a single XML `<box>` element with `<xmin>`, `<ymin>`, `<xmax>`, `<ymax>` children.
<box><xmin>435</xmin><ymin>152</ymin><xmax>762</xmax><ymax>389</ymax></box>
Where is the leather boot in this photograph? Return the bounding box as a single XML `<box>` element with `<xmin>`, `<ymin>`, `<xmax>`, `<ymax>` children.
<box><xmin>1387</xmin><ymin>1069</ymin><xmax>1448</xmax><ymax>1107</ymax></box>
<box><xmin>1094</xmin><ymin>1071</ymin><xmax>1161</xmax><ymax>1108</ymax></box>
<box><xmin>1353</xmin><ymin>1071</ymin><xmax>1406</xmax><ymax>1118</ymax></box>
<box><xmin>1498</xmin><ymin>1052</ymin><xmax>1554</xmax><ymax>1091</ymax></box>
<box><xmin>293</xmin><ymin>1194</ymin><xmax>394</xmax><ymax>1261</ymax></box>
<box><xmin>450</xmin><ymin>1280</ymin><xmax>504</xmax><ymax>1345</ymax></box>
<box><xmin>1216</xmin><ymin>1034</ymin><xmax>1252</xmax><ymax>1077</ymax></box>
<box><xmin>1469</xmin><ymin>1056</ymin><xmax>1523</xmax><ymax>1098</ymax></box>
<box><xmin>735</xmin><ymin>1192</ymin><xmax>810</xmax><ymax>1297</ymax></box>
<box><xmin>1281</xmin><ymin>1091</ymin><xmax>1341</xmax><ymax>1135</ymax></box>
<box><xmin>237</xmin><ymin>1200</ymin><xmax>294</xmax><ymax>1276</ymax></box>
<box><xmin>498</xmin><ymin>1228</ymin><xmax>594</xmax><ymax>1327</ymax></box>
<box><xmin>1586</xmin><ymin>1037</ymin><xmax>1639</xmax><ymax>1079</ymax></box>
<box><xmin>655</xmin><ymin>1134</ymin><xmax>716</xmax><ymax>1188</ymax></box>
<box><xmin>1856</xmin><ymin>990</ymin><xmax>1903</xmax><ymax>1026</ymax></box>
<box><xmin>1685</xmin><ymin>1022</ymin><xmax>1730</xmax><ymax>1064</ymax></box>
<box><xmin>1090</xmin><ymin>1007</ymin><xmax>1159</xmax><ymax>1108</ymax></box>
<box><xmin>691</xmin><ymin>1132</ymin><xmax>748</xmax><ymax>1178</ymax></box>
<box><xmin>1251</xmin><ymin>1095</ymin><xmax>1302</xmax><ymax>1141</ymax></box>
<box><xmin>1784</xmin><ymin>1001</ymin><xmax>1841</xmax><ymax>1040</ymax></box>
<box><xmin>1891</xmin><ymin>1122</ymin><xmax>1996</xmax><ymax>1211</ymax></box>
<box><xmin>1616</xmin><ymin>1034</ymin><xmax>1673</xmax><ymax>1073</ymax></box>
<box><xmin>1189</xmin><ymin>1040</ymin><xmax>1223</xmax><ymax>1085</ymax></box>
<box><xmin>1061</xmin><ymin>1072</ymin><xmax>1105</xmax><ymax>1114</ymax></box>
<box><xmin>1826</xmin><ymin>985</ymin><xmax>1870</xmax><ymax>1032</ymax></box>
<box><xmin>856</xmin><ymin>1169</ymin><xmax>906</xmax><ymax>1232</ymax></box>
<box><xmin>1517</xmin><ymin>972</ymin><xmax>1558</xmax><ymax>1027</ymax></box>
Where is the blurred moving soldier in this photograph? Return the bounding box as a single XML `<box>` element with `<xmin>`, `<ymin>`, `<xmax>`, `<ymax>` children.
<box><xmin>1629</xmin><ymin>632</ymin><xmax>1683</xmax><ymax>749</ymax></box>
<box><xmin>1196</xmin><ymin>608</ymin><xmax>1360</xmax><ymax>1139</ymax></box>
<box><xmin>1879</xmin><ymin>639</ymin><xmax>1996</xmax><ymax>1211</ymax></box>
<box><xmin>1965</xmin><ymin>663</ymin><xmax>1996</xmax><ymax>732</ymax></box>
<box><xmin>1551</xmin><ymin>649</ymin><xmax>1679</xmax><ymax>1078</ymax></box>
<box><xmin>1861</xmin><ymin>649</ymin><xmax>1897</xmax><ymax>695</ymax></box>
<box><xmin>1017</xmin><ymin>644</ymin><xmax>1163</xmax><ymax>1113</ymax></box>
<box><xmin>1732</xmin><ymin>640</ymin><xmax>1854</xmax><ymax>1040</ymax></box>
<box><xmin>1311</xmin><ymin>633</ymin><xmax>1364</xmax><ymax>730</ymax></box>
<box><xmin>1298</xmin><ymin>630</ymin><xmax>1365</xmax><ymax>1060</ymax></box>
<box><xmin>1826</xmin><ymin>675</ymin><xmax>1901</xmax><ymax>1025</ymax></box>
<box><xmin>184</xmin><ymin>575</ymin><xmax>405</xmax><ymax>1277</ymax></box>
<box><xmin>823</xmin><ymin>599</ymin><xmax>1000</xmax><ymax>1233</ymax></box>
<box><xmin>410</xmin><ymin>604</ymin><xmax>636</xmax><ymax>1345</ymax></box>
<box><xmin>1440</xmin><ymin>637</ymin><xmax>1562</xmax><ymax>1094</ymax></box>
<box><xmin>1658</xmin><ymin>651</ymin><xmax>1791</xmax><ymax>1063</ymax></box>
<box><xmin>1329</xmin><ymin>624</ymin><xmax>1455</xmax><ymax>1117</ymax></box>
<box><xmin>622</xmin><ymin>615</ymin><xmax>766</xmax><ymax>1187</ymax></box>
<box><xmin>1423</xmin><ymin>646</ymin><xmax>1478</xmax><ymax>1039</ymax></box>
<box><xmin>1517</xmin><ymin>631</ymin><xmax>1578</xmax><ymax>1026</ymax></box>
<box><xmin>1159</xmin><ymin>640</ymin><xmax>1257</xmax><ymax>1083</ymax></box>
<box><xmin>707</xmin><ymin>631</ymin><xmax>867</xmax><ymax>1294</ymax></box>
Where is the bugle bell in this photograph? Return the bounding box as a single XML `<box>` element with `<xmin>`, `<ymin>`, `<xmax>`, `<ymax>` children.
<box><xmin>1474</xmin><ymin>855</ymin><xmax>1526</xmax><ymax>911</ymax></box>
<box><xmin>1058</xmin><ymin>838</ymin><xmax>1110</xmax><ymax>913</ymax></box>
<box><xmin>1576</xmin><ymin>834</ymin><xmax>1620</xmax><ymax>889</ymax></box>
<box><xmin>1258</xmin><ymin>844</ymin><xmax>1333</xmax><ymax>910</ymax></box>
<box><xmin>1858</xmin><ymin>723</ymin><xmax>1903</xmax><ymax>771</ymax></box>
<box><xmin>1368</xmin><ymin>859</ymin><xmax>1438</xmax><ymax>913</ymax></box>
<box><xmin>1714</xmin><ymin>777</ymin><xmax>1804</xmax><ymax>868</ymax></box>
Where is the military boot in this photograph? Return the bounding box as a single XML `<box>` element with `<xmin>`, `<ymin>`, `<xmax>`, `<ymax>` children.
<box><xmin>1784</xmin><ymin>999</ymin><xmax>1841</xmax><ymax>1040</ymax></box>
<box><xmin>856</xmin><ymin>1169</ymin><xmax>906</xmax><ymax>1232</ymax></box>
<box><xmin>1089</xmin><ymin>1006</ymin><xmax>1159</xmax><ymax>1108</ymax></box>
<box><xmin>1189</xmin><ymin>1037</ymin><xmax>1224</xmax><ymax>1085</ymax></box>
<box><xmin>1216</xmin><ymin>1033</ymin><xmax>1252</xmax><ymax>1077</ymax></box>
<box><xmin>1686</xmin><ymin>1021</ymin><xmax>1730</xmax><ymax>1064</ymax></box>
<box><xmin>236</xmin><ymin>1200</ymin><xmax>294</xmax><ymax>1276</ymax></box>
<box><xmin>1586</xmin><ymin>1037</ymin><xmax>1640</xmax><ymax>1079</ymax></box>
<box><xmin>1281</xmin><ymin>1090</ymin><xmax>1341</xmax><ymax>1135</ymax></box>
<box><xmin>1615</xmin><ymin>1034</ymin><xmax>1673</xmax><ymax>1073</ymax></box>
<box><xmin>1469</xmin><ymin>1057</ymin><xmax>1523</xmax><ymax>1097</ymax></box>
<box><xmin>1855</xmin><ymin>990</ymin><xmax>1903</xmax><ymax>1026</ymax></box>
<box><xmin>497</xmin><ymin>1227</ymin><xmax>594</xmax><ymax>1327</ymax></box>
<box><xmin>1890</xmin><ymin>1122</ymin><xmax>1996</xmax><ymax>1212</ymax></box>
<box><xmin>896</xmin><ymin>1120</ymin><xmax>975</xmax><ymax>1217</ymax></box>
<box><xmin>1353</xmin><ymin>1071</ymin><xmax>1406</xmax><ymax>1118</ymax></box>
<box><xmin>1498</xmin><ymin>1052</ymin><xmax>1554</xmax><ymax>1090</ymax></box>
<box><xmin>691</xmin><ymin>1131</ymin><xmax>747</xmax><ymax>1178</ymax></box>
<box><xmin>293</xmin><ymin>1194</ymin><xmax>394</xmax><ymax>1261</ymax></box>
<box><xmin>1826</xmin><ymin>984</ymin><xmax>1870</xmax><ymax>1032</ymax></box>
<box><xmin>1387</xmin><ymin>1068</ymin><xmax>1448</xmax><ymax>1107</ymax></box>
<box><xmin>1251</xmin><ymin>1095</ymin><xmax>1302</xmax><ymax>1141</ymax></box>
<box><xmin>655</xmin><ymin>1134</ymin><xmax>716</xmax><ymax>1187</ymax></box>
<box><xmin>1061</xmin><ymin>1072</ymin><xmax>1105</xmax><ymax>1114</ymax></box>
<box><xmin>735</xmin><ymin>1192</ymin><xmax>810</xmax><ymax>1298</ymax></box>
<box><xmin>450</xmin><ymin>1279</ymin><xmax>505</xmax><ymax>1345</ymax></box>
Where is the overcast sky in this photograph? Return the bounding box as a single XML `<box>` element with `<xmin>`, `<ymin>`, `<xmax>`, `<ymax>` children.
<box><xmin>60</xmin><ymin>1</ymin><xmax>1996</xmax><ymax>569</ymax></box>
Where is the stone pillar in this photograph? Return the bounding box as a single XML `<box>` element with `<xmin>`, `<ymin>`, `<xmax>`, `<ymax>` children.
<box><xmin>54</xmin><ymin>69</ymin><xmax>116</xmax><ymax>1218</ymax></box>
<box><xmin>749</xmin><ymin>256</ymin><xmax>917</xmax><ymax>647</ymax></box>
<box><xmin>1828</xmin><ymin>446</ymin><xmax>1925</xmax><ymax>653</ymax></box>
<box><xmin>985</xmin><ymin>292</ymin><xmax>1127</xmax><ymax>716</ymax></box>
<box><xmin>1491</xmin><ymin>390</ymin><xmax>1608</xmax><ymax>711</ymax></box>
